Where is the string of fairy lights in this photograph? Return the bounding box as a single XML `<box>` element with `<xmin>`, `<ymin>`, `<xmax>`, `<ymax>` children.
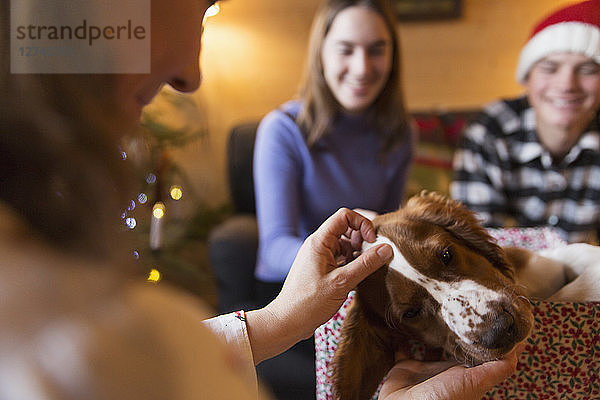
<box><xmin>120</xmin><ymin>1</ymin><xmax>220</xmax><ymax>284</ymax></box>
<box><xmin>119</xmin><ymin>149</ymin><xmax>187</xmax><ymax>284</ymax></box>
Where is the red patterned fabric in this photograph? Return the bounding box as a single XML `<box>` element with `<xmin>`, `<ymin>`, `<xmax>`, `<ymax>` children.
<box><xmin>483</xmin><ymin>301</ymin><xmax>600</xmax><ymax>399</ymax></box>
<box><xmin>315</xmin><ymin>228</ymin><xmax>600</xmax><ymax>399</ymax></box>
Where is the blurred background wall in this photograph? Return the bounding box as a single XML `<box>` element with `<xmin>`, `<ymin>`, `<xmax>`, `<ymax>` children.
<box><xmin>163</xmin><ymin>0</ymin><xmax>575</xmax><ymax>208</ymax></box>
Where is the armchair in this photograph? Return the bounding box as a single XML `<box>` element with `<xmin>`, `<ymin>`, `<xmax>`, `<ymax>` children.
<box><xmin>208</xmin><ymin>122</ymin><xmax>260</xmax><ymax>314</ymax></box>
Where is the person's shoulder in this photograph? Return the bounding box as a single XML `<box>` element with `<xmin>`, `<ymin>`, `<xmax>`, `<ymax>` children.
<box><xmin>279</xmin><ymin>100</ymin><xmax>302</xmax><ymax>117</ymax></box>
<box><xmin>261</xmin><ymin>100</ymin><xmax>301</xmax><ymax>124</ymax></box>
<box><xmin>474</xmin><ymin>96</ymin><xmax>528</xmax><ymax>138</ymax></box>
<box><xmin>481</xmin><ymin>96</ymin><xmax>527</xmax><ymax>117</ymax></box>
<box><xmin>257</xmin><ymin>100</ymin><xmax>305</xmax><ymax>145</ymax></box>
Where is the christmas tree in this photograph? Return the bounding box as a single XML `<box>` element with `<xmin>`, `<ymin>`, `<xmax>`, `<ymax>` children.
<box><xmin>121</xmin><ymin>87</ymin><xmax>229</xmax><ymax>308</ymax></box>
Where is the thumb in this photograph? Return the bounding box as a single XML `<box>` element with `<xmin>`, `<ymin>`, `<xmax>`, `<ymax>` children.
<box><xmin>463</xmin><ymin>342</ymin><xmax>522</xmax><ymax>388</ymax></box>
<box><xmin>335</xmin><ymin>243</ymin><xmax>392</xmax><ymax>289</ymax></box>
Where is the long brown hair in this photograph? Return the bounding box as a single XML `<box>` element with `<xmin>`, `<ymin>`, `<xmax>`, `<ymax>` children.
<box><xmin>296</xmin><ymin>0</ymin><xmax>409</xmax><ymax>151</ymax></box>
<box><xmin>0</xmin><ymin>3</ymin><xmax>135</xmax><ymax>262</ymax></box>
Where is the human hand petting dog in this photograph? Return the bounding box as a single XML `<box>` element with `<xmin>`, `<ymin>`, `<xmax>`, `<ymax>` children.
<box><xmin>379</xmin><ymin>343</ymin><xmax>525</xmax><ymax>400</ymax></box>
<box><xmin>246</xmin><ymin>208</ymin><xmax>393</xmax><ymax>364</ymax></box>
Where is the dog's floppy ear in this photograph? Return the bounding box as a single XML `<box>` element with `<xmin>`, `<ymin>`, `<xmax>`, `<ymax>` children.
<box><xmin>405</xmin><ymin>191</ymin><xmax>513</xmax><ymax>278</ymax></box>
<box><xmin>330</xmin><ymin>296</ymin><xmax>396</xmax><ymax>400</ymax></box>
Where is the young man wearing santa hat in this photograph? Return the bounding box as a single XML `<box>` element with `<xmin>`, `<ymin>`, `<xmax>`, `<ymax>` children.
<box><xmin>452</xmin><ymin>0</ymin><xmax>600</xmax><ymax>244</ymax></box>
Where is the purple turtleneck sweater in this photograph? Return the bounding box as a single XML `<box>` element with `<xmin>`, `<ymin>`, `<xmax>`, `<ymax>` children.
<box><xmin>253</xmin><ymin>101</ymin><xmax>413</xmax><ymax>282</ymax></box>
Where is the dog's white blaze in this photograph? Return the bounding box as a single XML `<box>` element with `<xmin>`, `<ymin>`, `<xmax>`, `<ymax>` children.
<box><xmin>364</xmin><ymin>236</ymin><xmax>503</xmax><ymax>344</ymax></box>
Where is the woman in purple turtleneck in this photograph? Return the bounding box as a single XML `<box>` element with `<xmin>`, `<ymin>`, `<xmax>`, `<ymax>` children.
<box><xmin>254</xmin><ymin>0</ymin><xmax>413</xmax><ymax>288</ymax></box>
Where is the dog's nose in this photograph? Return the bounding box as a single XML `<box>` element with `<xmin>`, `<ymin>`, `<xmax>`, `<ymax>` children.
<box><xmin>480</xmin><ymin>310</ymin><xmax>515</xmax><ymax>349</ymax></box>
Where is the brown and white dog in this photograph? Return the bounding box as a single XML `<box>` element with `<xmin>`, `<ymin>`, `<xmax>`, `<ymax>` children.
<box><xmin>330</xmin><ymin>191</ymin><xmax>600</xmax><ymax>400</ymax></box>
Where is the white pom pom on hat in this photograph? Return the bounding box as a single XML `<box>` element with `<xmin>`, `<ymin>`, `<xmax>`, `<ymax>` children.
<box><xmin>516</xmin><ymin>0</ymin><xmax>600</xmax><ymax>83</ymax></box>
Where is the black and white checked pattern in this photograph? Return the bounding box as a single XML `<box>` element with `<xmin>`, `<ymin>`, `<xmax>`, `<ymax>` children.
<box><xmin>451</xmin><ymin>96</ymin><xmax>600</xmax><ymax>244</ymax></box>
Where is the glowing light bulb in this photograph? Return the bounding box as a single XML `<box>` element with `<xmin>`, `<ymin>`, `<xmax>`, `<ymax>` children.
<box><xmin>205</xmin><ymin>3</ymin><xmax>220</xmax><ymax>18</ymax></box>
<box><xmin>170</xmin><ymin>185</ymin><xmax>183</xmax><ymax>201</ymax></box>
<box><xmin>137</xmin><ymin>192</ymin><xmax>148</xmax><ymax>204</ymax></box>
<box><xmin>150</xmin><ymin>202</ymin><xmax>166</xmax><ymax>250</ymax></box>
<box><xmin>146</xmin><ymin>173</ymin><xmax>157</xmax><ymax>184</ymax></box>
<box><xmin>152</xmin><ymin>202</ymin><xmax>166</xmax><ymax>219</ymax></box>
<box><xmin>147</xmin><ymin>268</ymin><xmax>161</xmax><ymax>283</ymax></box>
<box><xmin>125</xmin><ymin>217</ymin><xmax>137</xmax><ymax>229</ymax></box>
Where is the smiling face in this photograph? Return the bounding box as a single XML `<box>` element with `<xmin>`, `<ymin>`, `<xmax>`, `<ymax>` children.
<box><xmin>524</xmin><ymin>52</ymin><xmax>600</xmax><ymax>157</ymax></box>
<box><xmin>320</xmin><ymin>5</ymin><xmax>393</xmax><ymax>114</ymax></box>
<box><xmin>115</xmin><ymin>0</ymin><xmax>212</xmax><ymax>123</ymax></box>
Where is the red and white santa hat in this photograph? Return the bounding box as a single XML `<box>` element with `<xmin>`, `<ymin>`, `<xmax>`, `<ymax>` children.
<box><xmin>516</xmin><ymin>0</ymin><xmax>600</xmax><ymax>83</ymax></box>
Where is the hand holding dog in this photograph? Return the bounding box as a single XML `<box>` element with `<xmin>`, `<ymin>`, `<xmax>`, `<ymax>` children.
<box><xmin>379</xmin><ymin>343</ymin><xmax>525</xmax><ymax>400</ymax></box>
<box><xmin>246</xmin><ymin>208</ymin><xmax>393</xmax><ymax>364</ymax></box>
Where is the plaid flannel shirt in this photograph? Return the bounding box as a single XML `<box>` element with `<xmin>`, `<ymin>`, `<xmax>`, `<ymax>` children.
<box><xmin>451</xmin><ymin>96</ymin><xmax>600</xmax><ymax>244</ymax></box>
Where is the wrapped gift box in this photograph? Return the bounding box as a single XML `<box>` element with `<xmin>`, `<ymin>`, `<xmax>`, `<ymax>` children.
<box><xmin>315</xmin><ymin>228</ymin><xmax>600</xmax><ymax>399</ymax></box>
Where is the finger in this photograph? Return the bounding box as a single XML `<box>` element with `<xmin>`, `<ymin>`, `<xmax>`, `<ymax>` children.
<box><xmin>338</xmin><ymin>237</ymin><xmax>355</xmax><ymax>259</ymax></box>
<box><xmin>385</xmin><ymin>360</ymin><xmax>458</xmax><ymax>388</ymax></box>
<box><xmin>334</xmin><ymin>239</ymin><xmax>355</xmax><ymax>266</ymax></box>
<box><xmin>343</xmin><ymin>226</ymin><xmax>354</xmax><ymax>240</ymax></box>
<box><xmin>444</xmin><ymin>354</ymin><xmax>519</xmax><ymax>398</ymax></box>
<box><xmin>350</xmin><ymin>229</ymin><xmax>364</xmax><ymax>250</ymax></box>
<box><xmin>331</xmin><ymin>243</ymin><xmax>392</xmax><ymax>289</ymax></box>
<box><xmin>317</xmin><ymin>230</ymin><xmax>342</xmax><ymax>256</ymax></box>
<box><xmin>513</xmin><ymin>340</ymin><xmax>527</xmax><ymax>355</ymax></box>
<box><xmin>379</xmin><ymin>359</ymin><xmax>456</xmax><ymax>399</ymax></box>
<box><xmin>357</xmin><ymin>215</ymin><xmax>376</xmax><ymax>243</ymax></box>
<box><xmin>344</xmin><ymin>226</ymin><xmax>373</xmax><ymax>250</ymax></box>
<box><xmin>459</xmin><ymin>357</ymin><xmax>518</xmax><ymax>396</ymax></box>
<box><xmin>381</xmin><ymin>348</ymin><xmax>521</xmax><ymax>400</ymax></box>
<box><xmin>316</xmin><ymin>208</ymin><xmax>376</xmax><ymax>243</ymax></box>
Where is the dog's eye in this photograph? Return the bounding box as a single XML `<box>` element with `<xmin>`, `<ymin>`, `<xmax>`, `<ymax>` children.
<box><xmin>440</xmin><ymin>247</ymin><xmax>453</xmax><ymax>265</ymax></box>
<box><xmin>403</xmin><ymin>307</ymin><xmax>420</xmax><ymax>319</ymax></box>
